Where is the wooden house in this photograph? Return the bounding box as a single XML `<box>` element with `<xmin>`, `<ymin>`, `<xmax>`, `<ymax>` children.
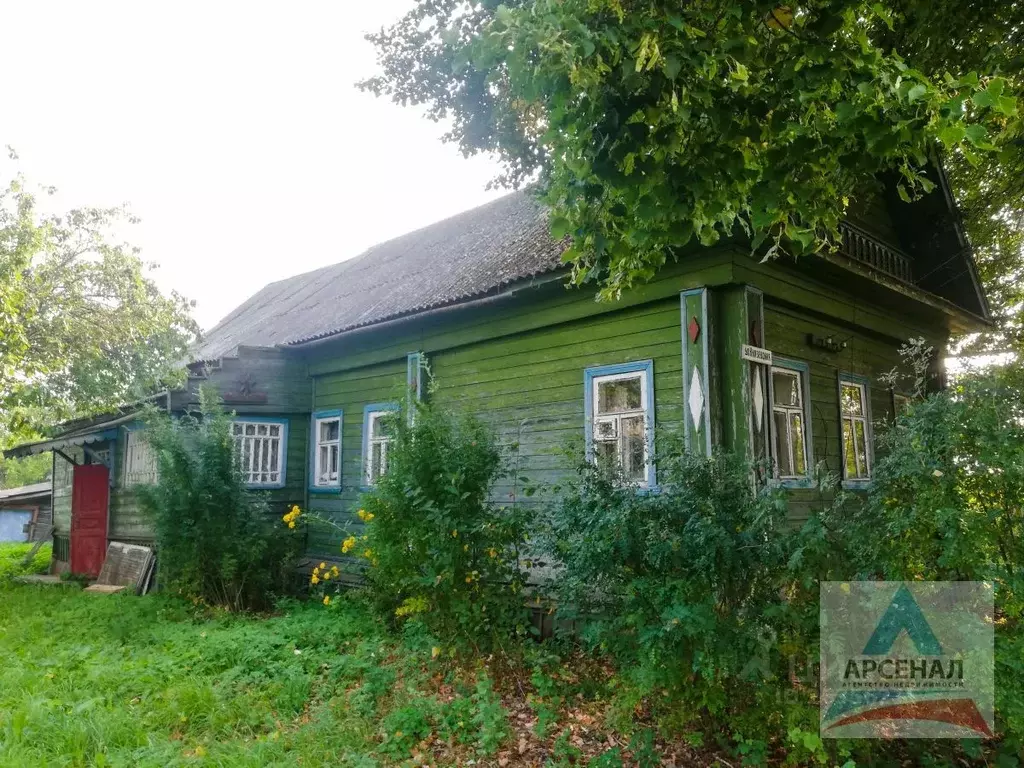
<box><xmin>5</xmin><ymin>167</ymin><xmax>989</xmax><ymax>576</ymax></box>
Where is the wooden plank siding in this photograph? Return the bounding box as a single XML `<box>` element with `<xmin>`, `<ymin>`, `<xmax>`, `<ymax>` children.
<box><xmin>301</xmin><ymin>248</ymin><xmax>953</xmax><ymax>554</ymax></box>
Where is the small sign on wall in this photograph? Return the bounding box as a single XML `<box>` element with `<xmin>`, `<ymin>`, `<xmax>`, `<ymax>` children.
<box><xmin>741</xmin><ymin>344</ymin><xmax>773</xmax><ymax>365</ymax></box>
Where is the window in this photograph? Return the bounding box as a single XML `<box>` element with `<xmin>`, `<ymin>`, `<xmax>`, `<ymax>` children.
<box><xmin>362</xmin><ymin>404</ymin><xmax>397</xmax><ymax>486</ymax></box>
<box><xmin>770</xmin><ymin>363</ymin><xmax>810</xmax><ymax>481</ymax></box>
<box><xmin>232</xmin><ymin>419</ymin><xmax>287</xmax><ymax>488</ymax></box>
<box><xmin>311</xmin><ymin>411</ymin><xmax>342</xmax><ymax>489</ymax></box>
<box><xmin>585</xmin><ymin>361</ymin><xmax>655</xmax><ymax>487</ymax></box>
<box><xmin>839</xmin><ymin>377</ymin><xmax>871</xmax><ymax>482</ymax></box>
<box><xmin>124</xmin><ymin>430</ymin><xmax>158</xmax><ymax>486</ymax></box>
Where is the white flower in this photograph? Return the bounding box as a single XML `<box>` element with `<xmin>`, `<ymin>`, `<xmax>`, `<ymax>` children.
<box><xmin>933</xmin><ymin>469</ymin><xmax>944</xmax><ymax>478</ymax></box>
<box><xmin>293</xmin><ymin>649</ymin><xmax>302</xmax><ymax>655</ymax></box>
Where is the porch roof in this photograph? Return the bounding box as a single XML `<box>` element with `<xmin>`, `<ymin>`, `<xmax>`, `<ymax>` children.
<box><xmin>3</xmin><ymin>412</ymin><xmax>140</xmax><ymax>459</ymax></box>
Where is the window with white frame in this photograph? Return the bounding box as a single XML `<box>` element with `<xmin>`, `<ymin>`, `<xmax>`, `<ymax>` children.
<box><xmin>232</xmin><ymin>420</ymin><xmax>286</xmax><ymax>487</ymax></box>
<box><xmin>363</xmin><ymin>409</ymin><xmax>395</xmax><ymax>485</ymax></box>
<box><xmin>313</xmin><ymin>414</ymin><xmax>341</xmax><ymax>488</ymax></box>
<box><xmin>587</xmin><ymin>364</ymin><xmax>653</xmax><ymax>486</ymax></box>
<box><xmin>840</xmin><ymin>379</ymin><xmax>871</xmax><ymax>481</ymax></box>
<box><xmin>770</xmin><ymin>365</ymin><xmax>809</xmax><ymax>479</ymax></box>
<box><xmin>124</xmin><ymin>430</ymin><xmax>158</xmax><ymax>486</ymax></box>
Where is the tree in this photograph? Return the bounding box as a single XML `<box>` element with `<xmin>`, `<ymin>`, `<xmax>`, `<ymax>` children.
<box><xmin>360</xmin><ymin>0</ymin><xmax>1020</xmax><ymax>331</ymax></box>
<box><xmin>0</xmin><ymin>154</ymin><xmax>199</xmax><ymax>442</ymax></box>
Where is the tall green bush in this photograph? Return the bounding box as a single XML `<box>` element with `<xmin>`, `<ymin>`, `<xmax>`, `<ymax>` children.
<box><xmin>138</xmin><ymin>387</ymin><xmax>298</xmax><ymax>611</ymax></box>
<box><xmin>353</xmin><ymin>403</ymin><xmax>534</xmax><ymax>651</ymax></box>
<box><xmin>542</xmin><ymin>445</ymin><xmax>845</xmax><ymax>755</ymax></box>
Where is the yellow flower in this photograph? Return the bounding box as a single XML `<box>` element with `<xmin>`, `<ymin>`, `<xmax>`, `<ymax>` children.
<box><xmin>323</xmin><ymin>595</ymin><xmax>331</xmax><ymax>606</ymax></box>
<box><xmin>341</xmin><ymin>536</ymin><xmax>357</xmax><ymax>554</ymax></box>
<box><xmin>452</xmin><ymin>530</ymin><xmax>458</xmax><ymax>538</ymax></box>
<box><xmin>356</xmin><ymin>508</ymin><xmax>375</xmax><ymax>522</ymax></box>
<box><xmin>319</xmin><ymin>562</ymin><xmax>326</xmax><ymax>570</ymax></box>
<box><xmin>323</xmin><ymin>571</ymin><xmax>331</xmax><ymax>580</ymax></box>
<box><xmin>331</xmin><ymin>566</ymin><xmax>340</xmax><ymax>577</ymax></box>
<box><xmin>431</xmin><ymin>646</ymin><xmax>441</xmax><ymax>659</ymax></box>
<box><xmin>288</xmin><ymin>521</ymin><xmax>296</xmax><ymax>529</ymax></box>
<box><xmin>310</xmin><ymin>574</ymin><xmax>320</xmax><ymax>585</ymax></box>
<box><xmin>363</xmin><ymin>549</ymin><xmax>373</xmax><ymax>559</ymax></box>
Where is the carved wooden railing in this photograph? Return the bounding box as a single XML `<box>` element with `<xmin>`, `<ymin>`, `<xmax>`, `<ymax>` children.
<box><xmin>837</xmin><ymin>222</ymin><xmax>913</xmax><ymax>283</ymax></box>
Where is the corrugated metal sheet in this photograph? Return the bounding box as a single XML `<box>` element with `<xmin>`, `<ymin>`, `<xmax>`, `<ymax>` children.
<box><xmin>192</xmin><ymin>190</ymin><xmax>565</xmax><ymax>361</ymax></box>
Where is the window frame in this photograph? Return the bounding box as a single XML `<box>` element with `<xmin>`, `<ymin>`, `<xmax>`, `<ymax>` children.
<box><xmin>838</xmin><ymin>373</ymin><xmax>873</xmax><ymax>488</ymax></box>
<box><xmin>123</xmin><ymin>426</ymin><xmax>159</xmax><ymax>487</ymax></box>
<box><xmin>231</xmin><ymin>416</ymin><xmax>289</xmax><ymax>489</ymax></box>
<box><xmin>362</xmin><ymin>403</ymin><xmax>399</xmax><ymax>488</ymax></box>
<box><xmin>584</xmin><ymin>360</ymin><xmax>656</xmax><ymax>489</ymax></box>
<box><xmin>309</xmin><ymin>409</ymin><xmax>343</xmax><ymax>492</ymax></box>
<box><xmin>767</xmin><ymin>358</ymin><xmax>814</xmax><ymax>488</ymax></box>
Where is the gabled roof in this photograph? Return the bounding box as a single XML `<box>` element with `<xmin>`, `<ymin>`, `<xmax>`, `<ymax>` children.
<box><xmin>192</xmin><ymin>190</ymin><xmax>566</xmax><ymax>361</ymax></box>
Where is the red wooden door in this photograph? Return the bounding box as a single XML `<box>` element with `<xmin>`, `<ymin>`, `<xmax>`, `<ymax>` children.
<box><xmin>70</xmin><ymin>464</ymin><xmax>109</xmax><ymax>578</ymax></box>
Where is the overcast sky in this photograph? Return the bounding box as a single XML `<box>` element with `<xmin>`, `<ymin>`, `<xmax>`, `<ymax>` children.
<box><xmin>1</xmin><ymin>1</ymin><xmax>505</xmax><ymax>330</ymax></box>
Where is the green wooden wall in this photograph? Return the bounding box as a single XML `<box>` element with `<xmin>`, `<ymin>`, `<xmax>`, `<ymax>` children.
<box><xmin>300</xmin><ymin>246</ymin><xmax>958</xmax><ymax>555</ymax></box>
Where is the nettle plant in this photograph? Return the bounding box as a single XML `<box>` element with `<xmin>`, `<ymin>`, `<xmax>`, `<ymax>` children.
<box><xmin>288</xmin><ymin>402</ymin><xmax>536</xmax><ymax>652</ymax></box>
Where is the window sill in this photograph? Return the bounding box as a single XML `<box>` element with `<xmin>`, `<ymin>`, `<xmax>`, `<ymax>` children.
<box><xmin>842</xmin><ymin>479</ymin><xmax>873</xmax><ymax>491</ymax></box>
<box><xmin>309</xmin><ymin>485</ymin><xmax>342</xmax><ymax>494</ymax></box>
<box><xmin>245</xmin><ymin>482</ymin><xmax>287</xmax><ymax>490</ymax></box>
<box><xmin>773</xmin><ymin>477</ymin><xmax>816</xmax><ymax>490</ymax></box>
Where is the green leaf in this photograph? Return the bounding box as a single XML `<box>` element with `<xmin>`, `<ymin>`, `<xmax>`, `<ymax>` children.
<box><xmin>907</xmin><ymin>84</ymin><xmax>927</xmax><ymax>103</ymax></box>
<box><xmin>938</xmin><ymin>124</ymin><xmax>965</xmax><ymax>146</ymax></box>
<box><xmin>550</xmin><ymin>217</ymin><xmax>573</xmax><ymax>240</ymax></box>
<box><xmin>964</xmin><ymin>124</ymin><xmax>988</xmax><ymax>146</ymax></box>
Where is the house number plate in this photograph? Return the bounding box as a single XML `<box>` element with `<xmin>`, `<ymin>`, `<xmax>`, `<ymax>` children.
<box><xmin>740</xmin><ymin>344</ymin><xmax>773</xmax><ymax>365</ymax></box>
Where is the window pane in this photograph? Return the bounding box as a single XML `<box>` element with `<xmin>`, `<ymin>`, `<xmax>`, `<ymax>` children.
<box><xmin>318</xmin><ymin>446</ymin><xmax>329</xmax><ymax>482</ymax></box>
<box><xmin>774</xmin><ymin>410</ymin><xmax>793</xmax><ymax>476</ymax></box>
<box><xmin>621</xmin><ymin>415</ymin><xmax>645</xmax><ymax>482</ymax></box>
<box><xmin>790</xmin><ymin>413</ymin><xmax>806</xmax><ymax>476</ymax></box>
<box><xmin>269</xmin><ymin>425</ymin><xmax>280</xmax><ymax>437</ymax></box>
<box><xmin>257</xmin><ymin>424</ymin><xmax>269</xmax><ymax>436</ymax></box>
<box><xmin>853</xmin><ymin>420</ymin><xmax>868</xmax><ymax>477</ymax></box>
<box><xmin>597</xmin><ymin>376</ymin><xmax>642</xmax><ymax>414</ymax></box>
<box><xmin>329</xmin><ymin>445</ymin><xmax>339</xmax><ymax>479</ymax></box>
<box><xmin>594</xmin><ymin>417</ymin><xmax>617</xmax><ymax>439</ymax></box>
<box><xmin>772</xmin><ymin>371</ymin><xmax>801</xmax><ymax>408</ymax></box>
<box><xmin>232</xmin><ymin>423</ymin><xmax>243</xmax><ymax>436</ymax></box>
<box><xmin>841</xmin><ymin>384</ymin><xmax>864</xmax><ymax>416</ymax></box>
<box><xmin>842</xmin><ymin>420</ymin><xmax>857</xmax><ymax>477</ymax></box>
<box><xmin>594</xmin><ymin>439</ymin><xmax>617</xmax><ymax>473</ymax></box>
<box><xmin>370</xmin><ymin>442</ymin><xmax>384</xmax><ymax>481</ymax></box>
<box><xmin>320</xmin><ymin>419</ymin><xmax>340</xmax><ymax>443</ymax></box>
<box><xmin>245</xmin><ymin>424</ymin><xmax>256</xmax><ymax>436</ymax></box>
<box><xmin>371</xmin><ymin>412</ymin><xmax>392</xmax><ymax>439</ymax></box>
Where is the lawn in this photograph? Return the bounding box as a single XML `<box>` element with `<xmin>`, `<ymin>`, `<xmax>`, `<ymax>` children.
<box><xmin>0</xmin><ymin>549</ymin><xmax>694</xmax><ymax>768</ymax></box>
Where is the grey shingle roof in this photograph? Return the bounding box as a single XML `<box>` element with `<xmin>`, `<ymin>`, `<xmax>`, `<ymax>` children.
<box><xmin>192</xmin><ymin>190</ymin><xmax>564</xmax><ymax>361</ymax></box>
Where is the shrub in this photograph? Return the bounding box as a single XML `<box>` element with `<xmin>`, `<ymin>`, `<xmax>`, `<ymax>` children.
<box><xmin>542</xmin><ymin>444</ymin><xmax>843</xmax><ymax>742</ymax></box>
<box><xmin>138</xmin><ymin>386</ymin><xmax>298</xmax><ymax>611</ymax></box>
<box><xmin>354</xmin><ymin>402</ymin><xmax>534</xmax><ymax>651</ymax></box>
<box><xmin>0</xmin><ymin>541</ymin><xmax>52</xmax><ymax>581</ymax></box>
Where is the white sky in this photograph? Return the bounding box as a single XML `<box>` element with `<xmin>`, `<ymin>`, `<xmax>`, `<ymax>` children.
<box><xmin>1</xmin><ymin>1</ymin><xmax>505</xmax><ymax>330</ymax></box>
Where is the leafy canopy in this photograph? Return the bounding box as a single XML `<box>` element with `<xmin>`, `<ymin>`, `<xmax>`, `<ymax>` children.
<box><xmin>361</xmin><ymin>0</ymin><xmax>1018</xmax><ymax>303</ymax></box>
<box><xmin>0</xmin><ymin>154</ymin><xmax>199</xmax><ymax>439</ymax></box>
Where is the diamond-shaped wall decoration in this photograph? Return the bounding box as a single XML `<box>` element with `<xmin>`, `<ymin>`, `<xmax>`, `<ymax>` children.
<box><xmin>688</xmin><ymin>367</ymin><xmax>705</xmax><ymax>432</ymax></box>
<box><xmin>752</xmin><ymin>369</ymin><xmax>765</xmax><ymax>431</ymax></box>
<box><xmin>688</xmin><ymin>315</ymin><xmax>701</xmax><ymax>344</ymax></box>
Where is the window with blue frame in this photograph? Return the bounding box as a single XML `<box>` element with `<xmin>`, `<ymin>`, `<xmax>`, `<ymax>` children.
<box><xmin>584</xmin><ymin>361</ymin><xmax>655</xmax><ymax>487</ymax></box>
<box><xmin>311</xmin><ymin>411</ymin><xmax>342</xmax><ymax>489</ymax></box>
<box><xmin>231</xmin><ymin>418</ymin><xmax>288</xmax><ymax>488</ymax></box>
<box><xmin>362</xmin><ymin>404</ymin><xmax>398</xmax><ymax>486</ymax></box>
<box><xmin>839</xmin><ymin>375</ymin><xmax>872</xmax><ymax>483</ymax></box>
<box><xmin>769</xmin><ymin>360</ymin><xmax>812</xmax><ymax>483</ymax></box>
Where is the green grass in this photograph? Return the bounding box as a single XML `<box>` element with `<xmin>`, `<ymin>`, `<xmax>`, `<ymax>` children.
<box><xmin>0</xmin><ymin>541</ymin><xmax>52</xmax><ymax>581</ymax></box>
<box><xmin>0</xmin><ymin>584</ymin><xmax>430</xmax><ymax>766</ymax></box>
<box><xmin>0</xmin><ymin>582</ymin><xmax>601</xmax><ymax>767</ymax></box>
